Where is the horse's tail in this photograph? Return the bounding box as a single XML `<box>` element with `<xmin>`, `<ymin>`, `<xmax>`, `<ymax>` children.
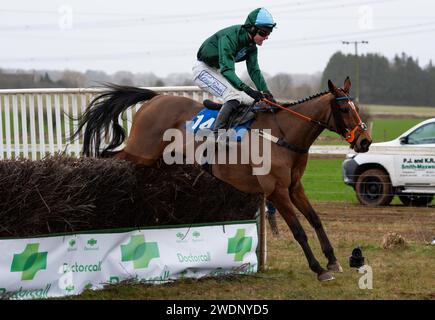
<box><xmin>73</xmin><ymin>83</ymin><xmax>158</xmax><ymax>157</ymax></box>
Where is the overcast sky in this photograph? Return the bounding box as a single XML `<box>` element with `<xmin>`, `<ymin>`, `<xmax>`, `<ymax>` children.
<box><xmin>1</xmin><ymin>0</ymin><xmax>434</xmax><ymax>77</ymax></box>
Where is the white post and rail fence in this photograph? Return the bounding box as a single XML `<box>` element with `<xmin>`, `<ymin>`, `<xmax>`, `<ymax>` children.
<box><xmin>0</xmin><ymin>86</ymin><xmax>213</xmax><ymax>160</ymax></box>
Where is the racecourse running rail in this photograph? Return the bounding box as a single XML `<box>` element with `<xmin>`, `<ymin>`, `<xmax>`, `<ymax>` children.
<box><xmin>0</xmin><ymin>86</ymin><xmax>211</xmax><ymax>160</ymax></box>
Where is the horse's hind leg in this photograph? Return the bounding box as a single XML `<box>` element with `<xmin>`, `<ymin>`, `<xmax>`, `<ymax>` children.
<box><xmin>289</xmin><ymin>183</ymin><xmax>343</xmax><ymax>273</ymax></box>
<box><xmin>268</xmin><ymin>187</ymin><xmax>334</xmax><ymax>281</ymax></box>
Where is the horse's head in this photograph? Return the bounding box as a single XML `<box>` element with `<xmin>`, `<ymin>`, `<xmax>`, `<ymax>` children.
<box><xmin>327</xmin><ymin>77</ymin><xmax>372</xmax><ymax>153</ymax></box>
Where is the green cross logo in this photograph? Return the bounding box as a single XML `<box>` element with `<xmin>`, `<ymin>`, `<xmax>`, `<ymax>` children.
<box><xmin>87</xmin><ymin>238</ymin><xmax>97</xmax><ymax>246</ymax></box>
<box><xmin>227</xmin><ymin>229</ymin><xmax>252</xmax><ymax>262</ymax></box>
<box><xmin>193</xmin><ymin>231</ymin><xmax>200</xmax><ymax>238</ymax></box>
<box><xmin>65</xmin><ymin>284</ymin><xmax>75</xmax><ymax>293</ymax></box>
<box><xmin>121</xmin><ymin>235</ymin><xmax>159</xmax><ymax>269</ymax></box>
<box><xmin>10</xmin><ymin>243</ymin><xmax>47</xmax><ymax>280</ymax></box>
<box><xmin>176</xmin><ymin>232</ymin><xmax>184</xmax><ymax>240</ymax></box>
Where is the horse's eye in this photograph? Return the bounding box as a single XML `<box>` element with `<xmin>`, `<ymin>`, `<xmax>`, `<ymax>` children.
<box><xmin>340</xmin><ymin>107</ymin><xmax>350</xmax><ymax>113</ymax></box>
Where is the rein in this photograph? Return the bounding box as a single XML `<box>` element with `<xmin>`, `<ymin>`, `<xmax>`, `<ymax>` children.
<box><xmin>262</xmin><ymin>98</ymin><xmax>332</xmax><ymax>130</ymax></box>
<box><xmin>262</xmin><ymin>96</ymin><xmax>367</xmax><ymax>144</ymax></box>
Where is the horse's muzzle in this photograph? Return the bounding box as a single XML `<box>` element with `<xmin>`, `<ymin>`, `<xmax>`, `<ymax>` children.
<box><xmin>358</xmin><ymin>138</ymin><xmax>371</xmax><ymax>153</ymax></box>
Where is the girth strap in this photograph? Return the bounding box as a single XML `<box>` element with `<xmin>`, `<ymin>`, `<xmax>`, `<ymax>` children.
<box><xmin>257</xmin><ymin>130</ymin><xmax>309</xmax><ymax>154</ymax></box>
<box><xmin>276</xmin><ymin>138</ymin><xmax>309</xmax><ymax>154</ymax></box>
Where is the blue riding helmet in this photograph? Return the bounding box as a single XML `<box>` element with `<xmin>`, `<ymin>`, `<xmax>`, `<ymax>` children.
<box><xmin>244</xmin><ymin>8</ymin><xmax>277</xmax><ymax>31</ymax></box>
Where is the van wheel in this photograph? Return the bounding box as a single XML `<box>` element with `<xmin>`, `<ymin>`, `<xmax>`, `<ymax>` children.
<box><xmin>399</xmin><ymin>194</ymin><xmax>433</xmax><ymax>207</ymax></box>
<box><xmin>355</xmin><ymin>169</ymin><xmax>393</xmax><ymax>206</ymax></box>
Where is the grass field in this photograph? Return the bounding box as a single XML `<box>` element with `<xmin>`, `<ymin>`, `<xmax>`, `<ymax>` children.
<box><xmin>366</xmin><ymin>118</ymin><xmax>423</xmax><ymax>142</ymax></box>
<box><xmin>302</xmin><ymin>157</ymin><xmax>355</xmax><ymax>202</ymax></box>
<box><xmin>364</xmin><ymin>104</ymin><xmax>435</xmax><ymax>117</ymax></box>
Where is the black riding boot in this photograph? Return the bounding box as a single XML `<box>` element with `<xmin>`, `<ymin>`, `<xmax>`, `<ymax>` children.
<box><xmin>213</xmin><ymin>99</ymin><xmax>240</xmax><ymax>133</ymax></box>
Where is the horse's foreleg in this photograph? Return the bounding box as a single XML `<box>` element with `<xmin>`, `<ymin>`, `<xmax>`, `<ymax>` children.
<box><xmin>289</xmin><ymin>182</ymin><xmax>343</xmax><ymax>273</ymax></box>
<box><xmin>268</xmin><ymin>187</ymin><xmax>334</xmax><ymax>281</ymax></box>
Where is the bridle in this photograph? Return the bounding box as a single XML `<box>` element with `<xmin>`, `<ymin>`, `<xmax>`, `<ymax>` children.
<box><xmin>262</xmin><ymin>94</ymin><xmax>368</xmax><ymax>144</ymax></box>
<box><xmin>331</xmin><ymin>96</ymin><xmax>368</xmax><ymax>143</ymax></box>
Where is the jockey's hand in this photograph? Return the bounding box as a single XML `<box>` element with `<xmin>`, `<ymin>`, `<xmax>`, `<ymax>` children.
<box><xmin>263</xmin><ymin>90</ymin><xmax>276</xmax><ymax>103</ymax></box>
<box><xmin>243</xmin><ymin>87</ymin><xmax>264</xmax><ymax>102</ymax></box>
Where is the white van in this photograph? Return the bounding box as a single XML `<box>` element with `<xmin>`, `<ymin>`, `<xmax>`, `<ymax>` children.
<box><xmin>342</xmin><ymin>118</ymin><xmax>435</xmax><ymax>206</ymax></box>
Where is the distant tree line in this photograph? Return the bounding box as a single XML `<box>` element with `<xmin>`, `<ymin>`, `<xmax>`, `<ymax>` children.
<box><xmin>0</xmin><ymin>68</ymin><xmax>191</xmax><ymax>89</ymax></box>
<box><xmin>322</xmin><ymin>51</ymin><xmax>435</xmax><ymax>106</ymax></box>
<box><xmin>0</xmin><ymin>67</ymin><xmax>321</xmax><ymax>101</ymax></box>
<box><xmin>2</xmin><ymin>51</ymin><xmax>434</xmax><ymax>106</ymax></box>
<box><xmin>244</xmin><ymin>72</ymin><xmax>321</xmax><ymax>101</ymax></box>
<box><xmin>0</xmin><ymin>70</ymin><xmax>78</xmax><ymax>89</ymax></box>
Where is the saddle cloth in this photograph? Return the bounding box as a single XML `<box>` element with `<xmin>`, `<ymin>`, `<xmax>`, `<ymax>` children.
<box><xmin>186</xmin><ymin>101</ymin><xmax>256</xmax><ymax>142</ymax></box>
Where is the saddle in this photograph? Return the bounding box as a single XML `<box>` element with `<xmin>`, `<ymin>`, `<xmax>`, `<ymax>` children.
<box><xmin>203</xmin><ymin>99</ymin><xmax>259</xmax><ymax>128</ymax></box>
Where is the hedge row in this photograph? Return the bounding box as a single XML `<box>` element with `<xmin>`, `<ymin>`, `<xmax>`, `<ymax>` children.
<box><xmin>0</xmin><ymin>157</ymin><xmax>261</xmax><ymax>237</ymax></box>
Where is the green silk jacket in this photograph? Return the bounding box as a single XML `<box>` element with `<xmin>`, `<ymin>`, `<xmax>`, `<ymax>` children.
<box><xmin>197</xmin><ymin>24</ymin><xmax>269</xmax><ymax>92</ymax></box>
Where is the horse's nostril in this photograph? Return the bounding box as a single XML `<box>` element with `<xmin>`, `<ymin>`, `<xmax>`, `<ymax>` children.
<box><xmin>360</xmin><ymin>139</ymin><xmax>371</xmax><ymax>150</ymax></box>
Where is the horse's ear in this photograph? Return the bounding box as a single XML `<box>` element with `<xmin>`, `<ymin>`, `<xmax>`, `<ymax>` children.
<box><xmin>328</xmin><ymin>79</ymin><xmax>337</xmax><ymax>93</ymax></box>
<box><xmin>343</xmin><ymin>77</ymin><xmax>351</xmax><ymax>93</ymax></box>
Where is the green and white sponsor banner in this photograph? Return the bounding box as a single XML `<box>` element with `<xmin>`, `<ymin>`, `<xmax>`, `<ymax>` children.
<box><xmin>0</xmin><ymin>221</ymin><xmax>258</xmax><ymax>299</ymax></box>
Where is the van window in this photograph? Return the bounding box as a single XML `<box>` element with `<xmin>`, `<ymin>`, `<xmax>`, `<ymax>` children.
<box><xmin>407</xmin><ymin>123</ymin><xmax>435</xmax><ymax>144</ymax></box>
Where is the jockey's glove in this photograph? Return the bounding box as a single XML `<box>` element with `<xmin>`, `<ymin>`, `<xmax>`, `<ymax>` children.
<box><xmin>243</xmin><ymin>86</ymin><xmax>264</xmax><ymax>102</ymax></box>
<box><xmin>263</xmin><ymin>90</ymin><xmax>276</xmax><ymax>103</ymax></box>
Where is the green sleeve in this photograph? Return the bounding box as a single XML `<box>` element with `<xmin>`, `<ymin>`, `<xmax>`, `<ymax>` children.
<box><xmin>218</xmin><ymin>36</ymin><xmax>247</xmax><ymax>91</ymax></box>
<box><xmin>246</xmin><ymin>48</ymin><xmax>269</xmax><ymax>92</ymax></box>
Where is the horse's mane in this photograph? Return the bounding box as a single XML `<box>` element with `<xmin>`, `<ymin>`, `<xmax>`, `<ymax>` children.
<box><xmin>281</xmin><ymin>90</ymin><xmax>330</xmax><ymax>108</ymax></box>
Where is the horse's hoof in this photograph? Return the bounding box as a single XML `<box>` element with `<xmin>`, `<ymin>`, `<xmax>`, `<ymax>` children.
<box><xmin>317</xmin><ymin>271</ymin><xmax>335</xmax><ymax>282</ymax></box>
<box><xmin>327</xmin><ymin>261</ymin><xmax>343</xmax><ymax>273</ymax></box>
<box><xmin>267</xmin><ymin>214</ymin><xmax>280</xmax><ymax>236</ymax></box>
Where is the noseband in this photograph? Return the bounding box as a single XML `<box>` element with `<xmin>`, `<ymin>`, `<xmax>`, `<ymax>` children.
<box><xmin>330</xmin><ymin>96</ymin><xmax>368</xmax><ymax>144</ymax></box>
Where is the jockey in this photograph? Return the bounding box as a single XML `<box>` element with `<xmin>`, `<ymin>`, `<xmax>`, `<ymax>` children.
<box><xmin>193</xmin><ymin>8</ymin><xmax>276</xmax><ymax>138</ymax></box>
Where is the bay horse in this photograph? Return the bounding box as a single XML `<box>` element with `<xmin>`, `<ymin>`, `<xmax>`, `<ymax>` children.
<box><xmin>74</xmin><ymin>77</ymin><xmax>372</xmax><ymax>281</ymax></box>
